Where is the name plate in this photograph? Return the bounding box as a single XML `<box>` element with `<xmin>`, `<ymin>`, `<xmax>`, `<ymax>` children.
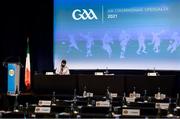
<box><xmin>38</xmin><ymin>100</ymin><xmax>51</xmax><ymax>106</ymax></box>
<box><xmin>155</xmin><ymin>103</ymin><xmax>169</xmax><ymax>109</ymax></box>
<box><xmin>147</xmin><ymin>72</ymin><xmax>158</xmax><ymax>76</ymax></box>
<box><xmin>94</xmin><ymin>72</ymin><xmax>103</xmax><ymax>75</ymax></box>
<box><xmin>45</xmin><ymin>72</ymin><xmax>54</xmax><ymax>75</ymax></box>
<box><xmin>87</xmin><ymin>92</ymin><xmax>93</xmax><ymax>97</ymax></box>
<box><xmin>136</xmin><ymin>93</ymin><xmax>141</xmax><ymax>98</ymax></box>
<box><xmin>129</xmin><ymin>93</ymin><xmax>141</xmax><ymax>98</ymax></box>
<box><xmin>126</xmin><ymin>97</ymin><xmax>135</xmax><ymax>102</ymax></box>
<box><xmin>160</xmin><ymin>94</ymin><xmax>166</xmax><ymax>100</ymax></box>
<box><xmin>122</xmin><ymin>109</ymin><xmax>140</xmax><ymax>116</ymax></box>
<box><xmin>111</xmin><ymin>93</ymin><xmax>118</xmax><ymax>98</ymax></box>
<box><xmin>35</xmin><ymin>107</ymin><xmax>51</xmax><ymax>113</ymax></box>
<box><xmin>96</xmin><ymin>101</ymin><xmax>110</xmax><ymax>107</ymax></box>
<box><xmin>155</xmin><ymin>93</ymin><xmax>166</xmax><ymax>100</ymax></box>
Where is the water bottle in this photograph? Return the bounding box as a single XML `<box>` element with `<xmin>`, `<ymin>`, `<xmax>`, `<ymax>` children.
<box><xmin>105</xmin><ymin>67</ymin><xmax>109</xmax><ymax>75</ymax></box>
<box><xmin>52</xmin><ymin>91</ymin><xmax>56</xmax><ymax>106</ymax></box>
<box><xmin>83</xmin><ymin>86</ymin><xmax>87</xmax><ymax>98</ymax></box>
<box><xmin>106</xmin><ymin>87</ymin><xmax>110</xmax><ymax>100</ymax></box>
<box><xmin>122</xmin><ymin>92</ymin><xmax>127</xmax><ymax>107</ymax></box>
<box><xmin>176</xmin><ymin>93</ymin><xmax>180</xmax><ymax>108</ymax></box>
<box><xmin>143</xmin><ymin>90</ymin><xmax>148</xmax><ymax>103</ymax></box>
<box><xmin>133</xmin><ymin>86</ymin><xmax>136</xmax><ymax>98</ymax></box>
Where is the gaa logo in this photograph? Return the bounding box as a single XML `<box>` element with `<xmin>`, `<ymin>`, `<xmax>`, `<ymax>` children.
<box><xmin>72</xmin><ymin>9</ymin><xmax>98</xmax><ymax>20</ymax></box>
<box><xmin>9</xmin><ymin>69</ymin><xmax>15</xmax><ymax>76</ymax></box>
<box><xmin>123</xmin><ymin>109</ymin><xmax>128</xmax><ymax>114</ymax></box>
<box><xmin>35</xmin><ymin>107</ymin><xmax>40</xmax><ymax>112</ymax></box>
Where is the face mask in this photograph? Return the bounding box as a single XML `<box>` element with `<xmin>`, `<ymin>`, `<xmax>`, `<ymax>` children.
<box><xmin>61</xmin><ymin>64</ymin><xmax>65</xmax><ymax>67</ymax></box>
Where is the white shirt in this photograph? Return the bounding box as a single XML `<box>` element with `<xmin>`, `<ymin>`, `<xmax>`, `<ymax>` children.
<box><xmin>56</xmin><ymin>65</ymin><xmax>70</xmax><ymax>75</ymax></box>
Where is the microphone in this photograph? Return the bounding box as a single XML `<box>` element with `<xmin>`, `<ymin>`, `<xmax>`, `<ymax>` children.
<box><xmin>2</xmin><ymin>62</ymin><xmax>6</xmax><ymax>67</ymax></box>
<box><xmin>167</xmin><ymin>98</ymin><xmax>174</xmax><ymax>117</ymax></box>
<box><xmin>2</xmin><ymin>56</ymin><xmax>24</xmax><ymax>68</ymax></box>
<box><xmin>52</xmin><ymin>91</ymin><xmax>56</xmax><ymax>106</ymax></box>
<box><xmin>18</xmin><ymin>62</ymin><xmax>24</xmax><ymax>68</ymax></box>
<box><xmin>83</xmin><ymin>85</ymin><xmax>87</xmax><ymax>98</ymax></box>
<box><xmin>143</xmin><ymin>89</ymin><xmax>148</xmax><ymax>103</ymax></box>
<box><xmin>176</xmin><ymin>93</ymin><xmax>180</xmax><ymax>109</ymax></box>
<box><xmin>2</xmin><ymin>56</ymin><xmax>14</xmax><ymax>67</ymax></box>
<box><xmin>18</xmin><ymin>56</ymin><xmax>24</xmax><ymax>68</ymax></box>
<box><xmin>122</xmin><ymin>92</ymin><xmax>127</xmax><ymax>107</ymax></box>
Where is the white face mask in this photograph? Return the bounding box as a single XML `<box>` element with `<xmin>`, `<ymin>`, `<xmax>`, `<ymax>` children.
<box><xmin>61</xmin><ymin>63</ymin><xmax>65</xmax><ymax>67</ymax></box>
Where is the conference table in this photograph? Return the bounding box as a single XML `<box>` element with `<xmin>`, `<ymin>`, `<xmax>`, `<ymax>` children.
<box><xmin>32</xmin><ymin>74</ymin><xmax>176</xmax><ymax>96</ymax></box>
<box><xmin>1</xmin><ymin>93</ymin><xmax>180</xmax><ymax>118</ymax></box>
<box><xmin>0</xmin><ymin>74</ymin><xmax>178</xmax><ymax>118</ymax></box>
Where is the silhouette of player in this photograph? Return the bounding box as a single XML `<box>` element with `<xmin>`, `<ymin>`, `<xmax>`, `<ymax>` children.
<box><xmin>67</xmin><ymin>34</ymin><xmax>79</xmax><ymax>53</ymax></box>
<box><xmin>151</xmin><ymin>30</ymin><xmax>165</xmax><ymax>53</ymax></box>
<box><xmin>80</xmin><ymin>32</ymin><xmax>94</xmax><ymax>57</ymax></box>
<box><xmin>102</xmin><ymin>33</ymin><xmax>114</xmax><ymax>58</ymax></box>
<box><xmin>167</xmin><ymin>32</ymin><xmax>180</xmax><ymax>53</ymax></box>
<box><xmin>119</xmin><ymin>30</ymin><xmax>130</xmax><ymax>58</ymax></box>
<box><xmin>136</xmin><ymin>32</ymin><xmax>147</xmax><ymax>55</ymax></box>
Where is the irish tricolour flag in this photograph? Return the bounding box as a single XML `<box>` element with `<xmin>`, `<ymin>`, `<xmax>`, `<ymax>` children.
<box><xmin>25</xmin><ymin>38</ymin><xmax>31</xmax><ymax>90</ymax></box>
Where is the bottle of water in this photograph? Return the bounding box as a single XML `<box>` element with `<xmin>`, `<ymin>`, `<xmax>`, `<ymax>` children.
<box><xmin>143</xmin><ymin>90</ymin><xmax>148</xmax><ymax>103</ymax></box>
<box><xmin>157</xmin><ymin>104</ymin><xmax>161</xmax><ymax>118</ymax></box>
<box><xmin>106</xmin><ymin>86</ymin><xmax>110</xmax><ymax>100</ymax></box>
<box><xmin>133</xmin><ymin>86</ymin><xmax>136</xmax><ymax>98</ymax></box>
<box><xmin>83</xmin><ymin>86</ymin><xmax>87</xmax><ymax>98</ymax></box>
<box><xmin>153</xmin><ymin>67</ymin><xmax>156</xmax><ymax>72</ymax></box>
<box><xmin>52</xmin><ymin>91</ymin><xmax>56</xmax><ymax>106</ymax></box>
<box><xmin>13</xmin><ymin>94</ymin><xmax>19</xmax><ymax>112</ymax></box>
<box><xmin>104</xmin><ymin>67</ymin><xmax>109</xmax><ymax>75</ymax></box>
<box><xmin>157</xmin><ymin>87</ymin><xmax>161</xmax><ymax>99</ymax></box>
<box><xmin>26</xmin><ymin>102</ymin><xmax>29</xmax><ymax>110</ymax></box>
<box><xmin>71</xmin><ymin>89</ymin><xmax>77</xmax><ymax>116</ymax></box>
<box><xmin>73</xmin><ymin>89</ymin><xmax>77</xmax><ymax>104</ymax></box>
<box><xmin>70</xmin><ymin>103</ymin><xmax>74</xmax><ymax>115</ymax></box>
<box><xmin>122</xmin><ymin>92</ymin><xmax>127</xmax><ymax>107</ymax></box>
<box><xmin>176</xmin><ymin>93</ymin><xmax>180</xmax><ymax>108</ymax></box>
<box><xmin>13</xmin><ymin>86</ymin><xmax>19</xmax><ymax>112</ymax></box>
<box><xmin>167</xmin><ymin>98</ymin><xmax>174</xmax><ymax>117</ymax></box>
